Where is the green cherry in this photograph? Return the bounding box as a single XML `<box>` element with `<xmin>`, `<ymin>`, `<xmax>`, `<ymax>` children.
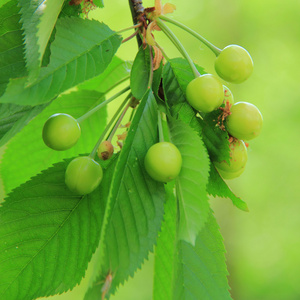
<box><xmin>214</xmin><ymin>139</ymin><xmax>248</xmax><ymax>177</ymax></box>
<box><xmin>144</xmin><ymin>142</ymin><xmax>182</xmax><ymax>183</ymax></box>
<box><xmin>226</xmin><ymin>102</ymin><xmax>263</xmax><ymax>140</ymax></box>
<box><xmin>42</xmin><ymin>113</ymin><xmax>81</xmax><ymax>151</ymax></box>
<box><xmin>215</xmin><ymin>45</ymin><xmax>253</xmax><ymax>83</ymax></box>
<box><xmin>65</xmin><ymin>156</ymin><xmax>103</xmax><ymax>195</ymax></box>
<box><xmin>186</xmin><ymin>74</ymin><xmax>224</xmax><ymax>113</ymax></box>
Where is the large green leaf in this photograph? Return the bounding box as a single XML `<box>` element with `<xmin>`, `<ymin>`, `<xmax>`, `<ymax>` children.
<box><xmin>0</xmin><ymin>156</ymin><xmax>116</xmax><ymax>300</ymax></box>
<box><xmin>153</xmin><ymin>182</ymin><xmax>177</xmax><ymax>300</ymax></box>
<box><xmin>1</xmin><ymin>89</ymin><xmax>107</xmax><ymax>194</ymax></box>
<box><xmin>84</xmin><ymin>90</ymin><xmax>165</xmax><ymax>299</ymax></box>
<box><xmin>0</xmin><ymin>17</ymin><xmax>122</xmax><ymax>106</ymax></box>
<box><xmin>173</xmin><ymin>211</ymin><xmax>232</xmax><ymax>300</ymax></box>
<box><xmin>0</xmin><ymin>0</ymin><xmax>26</xmax><ymax>96</ymax></box>
<box><xmin>18</xmin><ymin>0</ymin><xmax>64</xmax><ymax>83</ymax></box>
<box><xmin>169</xmin><ymin>118</ymin><xmax>210</xmax><ymax>245</ymax></box>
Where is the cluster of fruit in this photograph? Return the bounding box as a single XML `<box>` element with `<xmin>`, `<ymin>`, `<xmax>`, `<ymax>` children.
<box><xmin>41</xmin><ymin>12</ymin><xmax>263</xmax><ymax>195</ymax></box>
<box><xmin>42</xmin><ymin>113</ymin><xmax>114</xmax><ymax>195</ymax></box>
<box><xmin>185</xmin><ymin>44</ymin><xmax>262</xmax><ymax>179</ymax></box>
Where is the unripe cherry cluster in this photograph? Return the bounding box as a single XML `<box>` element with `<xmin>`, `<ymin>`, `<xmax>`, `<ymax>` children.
<box><xmin>42</xmin><ymin>113</ymin><xmax>114</xmax><ymax>195</ymax></box>
<box><xmin>184</xmin><ymin>45</ymin><xmax>262</xmax><ymax>179</ymax></box>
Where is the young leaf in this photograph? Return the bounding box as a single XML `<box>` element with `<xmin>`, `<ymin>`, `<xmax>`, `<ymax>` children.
<box><xmin>18</xmin><ymin>0</ymin><xmax>65</xmax><ymax>84</ymax></box>
<box><xmin>173</xmin><ymin>211</ymin><xmax>232</xmax><ymax>300</ymax></box>
<box><xmin>84</xmin><ymin>90</ymin><xmax>165</xmax><ymax>299</ymax></box>
<box><xmin>0</xmin><ymin>0</ymin><xmax>27</xmax><ymax>96</ymax></box>
<box><xmin>207</xmin><ymin>164</ymin><xmax>249</xmax><ymax>212</ymax></box>
<box><xmin>153</xmin><ymin>182</ymin><xmax>177</xmax><ymax>300</ymax></box>
<box><xmin>168</xmin><ymin>118</ymin><xmax>210</xmax><ymax>245</ymax></box>
<box><xmin>0</xmin><ymin>157</ymin><xmax>115</xmax><ymax>300</ymax></box>
<box><xmin>130</xmin><ymin>45</ymin><xmax>151</xmax><ymax>100</ymax></box>
<box><xmin>1</xmin><ymin>89</ymin><xmax>107</xmax><ymax>194</ymax></box>
<box><xmin>0</xmin><ymin>17</ymin><xmax>122</xmax><ymax>106</ymax></box>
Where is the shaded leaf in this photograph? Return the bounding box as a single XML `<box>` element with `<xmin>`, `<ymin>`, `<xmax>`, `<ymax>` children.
<box><xmin>0</xmin><ymin>17</ymin><xmax>122</xmax><ymax>106</ymax></box>
<box><xmin>18</xmin><ymin>0</ymin><xmax>65</xmax><ymax>83</ymax></box>
<box><xmin>0</xmin><ymin>0</ymin><xmax>26</xmax><ymax>96</ymax></box>
<box><xmin>130</xmin><ymin>45</ymin><xmax>151</xmax><ymax>100</ymax></box>
<box><xmin>0</xmin><ymin>103</ymin><xmax>48</xmax><ymax>147</ymax></box>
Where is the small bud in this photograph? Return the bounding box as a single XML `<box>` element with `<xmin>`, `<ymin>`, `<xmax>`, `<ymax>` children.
<box><xmin>97</xmin><ymin>141</ymin><xmax>114</xmax><ymax>160</ymax></box>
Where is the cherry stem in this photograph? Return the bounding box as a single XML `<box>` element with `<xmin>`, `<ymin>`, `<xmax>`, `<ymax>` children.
<box><xmin>155</xmin><ymin>18</ymin><xmax>200</xmax><ymax>78</ymax></box>
<box><xmin>89</xmin><ymin>93</ymin><xmax>131</xmax><ymax>159</ymax></box>
<box><xmin>159</xmin><ymin>15</ymin><xmax>221</xmax><ymax>56</ymax></box>
<box><xmin>157</xmin><ymin>111</ymin><xmax>164</xmax><ymax>142</ymax></box>
<box><xmin>122</xmin><ymin>30</ymin><xmax>139</xmax><ymax>44</ymax></box>
<box><xmin>107</xmin><ymin>103</ymin><xmax>130</xmax><ymax>142</ymax></box>
<box><xmin>117</xmin><ymin>23</ymin><xmax>142</xmax><ymax>34</ymax></box>
<box><xmin>77</xmin><ymin>86</ymin><xmax>130</xmax><ymax>124</ymax></box>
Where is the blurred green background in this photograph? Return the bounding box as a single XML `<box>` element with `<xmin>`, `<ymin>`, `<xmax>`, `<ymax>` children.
<box><xmin>1</xmin><ymin>0</ymin><xmax>300</xmax><ymax>299</ymax></box>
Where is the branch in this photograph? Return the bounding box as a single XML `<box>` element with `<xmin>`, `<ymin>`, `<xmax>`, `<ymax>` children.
<box><xmin>128</xmin><ymin>0</ymin><xmax>145</xmax><ymax>48</ymax></box>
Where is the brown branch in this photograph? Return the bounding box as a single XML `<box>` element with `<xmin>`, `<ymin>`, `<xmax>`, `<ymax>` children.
<box><xmin>128</xmin><ymin>0</ymin><xmax>145</xmax><ymax>48</ymax></box>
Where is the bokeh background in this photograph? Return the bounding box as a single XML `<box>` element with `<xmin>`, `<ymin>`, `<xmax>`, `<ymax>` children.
<box><xmin>1</xmin><ymin>0</ymin><xmax>300</xmax><ymax>299</ymax></box>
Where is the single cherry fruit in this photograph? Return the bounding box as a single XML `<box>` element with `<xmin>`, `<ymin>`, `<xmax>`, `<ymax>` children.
<box><xmin>42</xmin><ymin>113</ymin><xmax>81</xmax><ymax>151</ymax></box>
<box><xmin>144</xmin><ymin>142</ymin><xmax>182</xmax><ymax>183</ymax></box>
<box><xmin>214</xmin><ymin>139</ymin><xmax>247</xmax><ymax>176</ymax></box>
<box><xmin>65</xmin><ymin>156</ymin><xmax>103</xmax><ymax>195</ymax></box>
<box><xmin>97</xmin><ymin>141</ymin><xmax>114</xmax><ymax>160</ymax></box>
<box><xmin>186</xmin><ymin>74</ymin><xmax>224</xmax><ymax>113</ymax></box>
<box><xmin>223</xmin><ymin>85</ymin><xmax>234</xmax><ymax>105</ymax></box>
<box><xmin>226</xmin><ymin>101</ymin><xmax>263</xmax><ymax>140</ymax></box>
<box><xmin>215</xmin><ymin>45</ymin><xmax>253</xmax><ymax>83</ymax></box>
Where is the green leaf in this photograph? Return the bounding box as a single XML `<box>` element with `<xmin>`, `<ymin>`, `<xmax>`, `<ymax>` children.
<box><xmin>0</xmin><ymin>156</ymin><xmax>116</xmax><ymax>300</ymax></box>
<box><xmin>207</xmin><ymin>164</ymin><xmax>249</xmax><ymax>212</ymax></box>
<box><xmin>130</xmin><ymin>45</ymin><xmax>151</xmax><ymax>100</ymax></box>
<box><xmin>169</xmin><ymin>118</ymin><xmax>210</xmax><ymax>245</ymax></box>
<box><xmin>18</xmin><ymin>0</ymin><xmax>65</xmax><ymax>83</ymax></box>
<box><xmin>173</xmin><ymin>211</ymin><xmax>232</xmax><ymax>300</ymax></box>
<box><xmin>78</xmin><ymin>56</ymin><xmax>131</xmax><ymax>93</ymax></box>
<box><xmin>0</xmin><ymin>17</ymin><xmax>122</xmax><ymax>106</ymax></box>
<box><xmin>0</xmin><ymin>0</ymin><xmax>26</xmax><ymax>96</ymax></box>
<box><xmin>84</xmin><ymin>90</ymin><xmax>165</xmax><ymax>299</ymax></box>
<box><xmin>1</xmin><ymin>89</ymin><xmax>107</xmax><ymax>194</ymax></box>
<box><xmin>153</xmin><ymin>182</ymin><xmax>177</xmax><ymax>300</ymax></box>
<box><xmin>0</xmin><ymin>103</ymin><xmax>48</xmax><ymax>147</ymax></box>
